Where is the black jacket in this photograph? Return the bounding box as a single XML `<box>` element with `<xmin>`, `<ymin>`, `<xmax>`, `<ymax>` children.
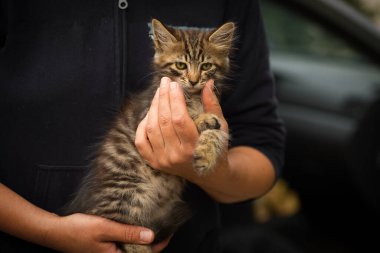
<box><xmin>0</xmin><ymin>0</ymin><xmax>285</xmax><ymax>252</ymax></box>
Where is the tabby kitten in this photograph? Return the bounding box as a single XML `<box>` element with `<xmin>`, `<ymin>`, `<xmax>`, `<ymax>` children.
<box><xmin>66</xmin><ymin>19</ymin><xmax>235</xmax><ymax>253</ymax></box>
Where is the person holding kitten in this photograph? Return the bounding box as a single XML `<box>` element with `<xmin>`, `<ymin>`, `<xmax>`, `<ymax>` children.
<box><xmin>0</xmin><ymin>0</ymin><xmax>285</xmax><ymax>253</ymax></box>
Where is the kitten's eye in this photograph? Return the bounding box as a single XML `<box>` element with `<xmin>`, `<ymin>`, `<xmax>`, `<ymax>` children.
<box><xmin>175</xmin><ymin>62</ymin><xmax>187</xmax><ymax>70</ymax></box>
<box><xmin>201</xmin><ymin>63</ymin><xmax>212</xmax><ymax>71</ymax></box>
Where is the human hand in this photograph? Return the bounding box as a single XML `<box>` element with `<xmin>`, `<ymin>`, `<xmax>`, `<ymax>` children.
<box><xmin>47</xmin><ymin>213</ymin><xmax>166</xmax><ymax>253</ymax></box>
<box><xmin>135</xmin><ymin>77</ymin><xmax>199</xmax><ymax>178</ymax></box>
<box><xmin>135</xmin><ymin>77</ymin><xmax>229</xmax><ymax>181</ymax></box>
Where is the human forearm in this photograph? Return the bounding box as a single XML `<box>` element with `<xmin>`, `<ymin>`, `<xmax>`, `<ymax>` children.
<box><xmin>190</xmin><ymin>146</ymin><xmax>276</xmax><ymax>203</ymax></box>
<box><xmin>0</xmin><ymin>183</ymin><xmax>61</xmax><ymax>249</ymax></box>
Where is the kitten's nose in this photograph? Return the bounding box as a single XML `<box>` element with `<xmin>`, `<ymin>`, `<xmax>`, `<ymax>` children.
<box><xmin>189</xmin><ymin>80</ymin><xmax>198</xmax><ymax>86</ymax></box>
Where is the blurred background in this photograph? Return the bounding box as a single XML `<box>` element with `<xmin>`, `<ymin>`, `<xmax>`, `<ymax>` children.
<box><xmin>220</xmin><ymin>0</ymin><xmax>379</xmax><ymax>252</ymax></box>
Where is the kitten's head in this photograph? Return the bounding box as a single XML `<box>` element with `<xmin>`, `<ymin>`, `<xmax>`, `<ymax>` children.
<box><xmin>151</xmin><ymin>19</ymin><xmax>235</xmax><ymax>94</ymax></box>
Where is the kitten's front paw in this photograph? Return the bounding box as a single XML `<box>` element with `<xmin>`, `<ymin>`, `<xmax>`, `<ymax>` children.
<box><xmin>193</xmin><ymin>129</ymin><xmax>228</xmax><ymax>176</ymax></box>
<box><xmin>194</xmin><ymin>113</ymin><xmax>221</xmax><ymax>133</ymax></box>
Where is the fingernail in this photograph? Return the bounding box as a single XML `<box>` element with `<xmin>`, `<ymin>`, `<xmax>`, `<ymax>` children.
<box><xmin>161</xmin><ymin>80</ymin><xmax>167</xmax><ymax>89</ymax></box>
<box><xmin>161</xmin><ymin>76</ymin><xmax>170</xmax><ymax>83</ymax></box>
<box><xmin>140</xmin><ymin>230</ymin><xmax>154</xmax><ymax>243</ymax></box>
<box><xmin>170</xmin><ymin>82</ymin><xmax>177</xmax><ymax>91</ymax></box>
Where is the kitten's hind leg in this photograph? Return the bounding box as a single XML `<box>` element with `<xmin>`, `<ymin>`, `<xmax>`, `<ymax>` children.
<box><xmin>120</xmin><ymin>244</ymin><xmax>152</xmax><ymax>253</ymax></box>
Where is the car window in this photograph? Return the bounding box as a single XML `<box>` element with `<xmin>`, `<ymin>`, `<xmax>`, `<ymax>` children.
<box><xmin>261</xmin><ymin>0</ymin><xmax>380</xmax><ymax>118</ymax></box>
<box><xmin>261</xmin><ymin>0</ymin><xmax>365</xmax><ymax>62</ymax></box>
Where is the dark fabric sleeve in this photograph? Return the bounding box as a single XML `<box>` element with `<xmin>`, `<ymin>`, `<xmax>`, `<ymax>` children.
<box><xmin>221</xmin><ymin>0</ymin><xmax>286</xmax><ymax>178</ymax></box>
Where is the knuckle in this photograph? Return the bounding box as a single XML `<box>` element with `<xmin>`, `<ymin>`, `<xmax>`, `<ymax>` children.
<box><xmin>157</xmin><ymin>156</ymin><xmax>170</xmax><ymax>169</ymax></box>
<box><xmin>135</xmin><ymin>144</ymin><xmax>146</xmax><ymax>158</ymax></box>
<box><xmin>95</xmin><ymin>217</ymin><xmax>108</xmax><ymax>230</ymax></box>
<box><xmin>146</xmin><ymin>124</ymin><xmax>155</xmax><ymax>134</ymax></box>
<box><xmin>134</xmin><ymin>137</ymin><xmax>143</xmax><ymax>149</ymax></box>
<box><xmin>169</xmin><ymin>148</ymin><xmax>192</xmax><ymax>165</ymax></box>
<box><xmin>134</xmin><ymin>139</ymin><xmax>148</xmax><ymax>156</ymax></box>
<box><xmin>159</xmin><ymin>113</ymin><xmax>171</xmax><ymax>127</ymax></box>
<box><xmin>124</xmin><ymin>227</ymin><xmax>139</xmax><ymax>243</ymax></box>
<box><xmin>168</xmin><ymin>152</ymin><xmax>180</xmax><ymax>165</ymax></box>
<box><xmin>172</xmin><ymin>114</ymin><xmax>186</xmax><ymax>128</ymax></box>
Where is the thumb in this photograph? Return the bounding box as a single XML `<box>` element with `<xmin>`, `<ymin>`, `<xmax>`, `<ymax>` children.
<box><xmin>100</xmin><ymin>219</ymin><xmax>155</xmax><ymax>245</ymax></box>
<box><xmin>202</xmin><ymin>80</ymin><xmax>228</xmax><ymax>133</ymax></box>
<box><xmin>202</xmin><ymin>80</ymin><xmax>223</xmax><ymax>118</ymax></box>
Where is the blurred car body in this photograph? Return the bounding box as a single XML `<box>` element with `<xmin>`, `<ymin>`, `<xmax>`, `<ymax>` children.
<box><xmin>261</xmin><ymin>0</ymin><xmax>379</xmax><ymax>247</ymax></box>
<box><xmin>221</xmin><ymin>1</ymin><xmax>379</xmax><ymax>252</ymax></box>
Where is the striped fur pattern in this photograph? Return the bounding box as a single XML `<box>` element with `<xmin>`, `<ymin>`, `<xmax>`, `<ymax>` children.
<box><xmin>66</xmin><ymin>19</ymin><xmax>235</xmax><ymax>253</ymax></box>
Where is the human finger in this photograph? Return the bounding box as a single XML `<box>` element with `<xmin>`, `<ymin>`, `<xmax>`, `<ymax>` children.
<box><xmin>158</xmin><ymin>77</ymin><xmax>180</xmax><ymax>148</ymax></box>
<box><xmin>169</xmin><ymin>81</ymin><xmax>198</xmax><ymax>145</ymax></box>
<box><xmin>135</xmin><ymin>115</ymin><xmax>155</xmax><ymax>163</ymax></box>
<box><xmin>146</xmin><ymin>88</ymin><xmax>165</xmax><ymax>153</ymax></box>
<box><xmin>99</xmin><ymin>219</ymin><xmax>154</xmax><ymax>245</ymax></box>
<box><xmin>202</xmin><ymin>80</ymin><xmax>228</xmax><ymax>132</ymax></box>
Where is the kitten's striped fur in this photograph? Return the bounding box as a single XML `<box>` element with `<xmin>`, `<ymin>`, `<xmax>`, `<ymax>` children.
<box><xmin>66</xmin><ymin>19</ymin><xmax>235</xmax><ymax>253</ymax></box>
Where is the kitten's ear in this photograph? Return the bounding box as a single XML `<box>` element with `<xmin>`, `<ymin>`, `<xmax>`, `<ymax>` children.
<box><xmin>151</xmin><ymin>19</ymin><xmax>177</xmax><ymax>51</ymax></box>
<box><xmin>208</xmin><ymin>22</ymin><xmax>235</xmax><ymax>52</ymax></box>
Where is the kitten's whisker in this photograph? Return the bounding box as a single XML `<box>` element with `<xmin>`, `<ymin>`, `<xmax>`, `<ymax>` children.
<box><xmin>137</xmin><ymin>70</ymin><xmax>162</xmax><ymax>83</ymax></box>
<box><xmin>205</xmin><ymin>83</ymin><xmax>214</xmax><ymax>94</ymax></box>
<box><xmin>213</xmin><ymin>85</ymin><xmax>221</xmax><ymax>97</ymax></box>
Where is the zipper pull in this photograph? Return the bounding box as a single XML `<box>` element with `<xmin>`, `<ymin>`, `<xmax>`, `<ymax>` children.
<box><xmin>118</xmin><ymin>0</ymin><xmax>128</xmax><ymax>9</ymax></box>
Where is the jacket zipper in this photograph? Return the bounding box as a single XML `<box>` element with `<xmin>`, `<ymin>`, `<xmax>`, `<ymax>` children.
<box><xmin>118</xmin><ymin>0</ymin><xmax>128</xmax><ymax>9</ymax></box>
<box><xmin>118</xmin><ymin>0</ymin><xmax>128</xmax><ymax>100</ymax></box>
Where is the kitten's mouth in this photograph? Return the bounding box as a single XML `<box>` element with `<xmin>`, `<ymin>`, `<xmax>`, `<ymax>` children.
<box><xmin>186</xmin><ymin>87</ymin><xmax>203</xmax><ymax>94</ymax></box>
<box><xmin>184</xmin><ymin>82</ymin><xmax>206</xmax><ymax>94</ymax></box>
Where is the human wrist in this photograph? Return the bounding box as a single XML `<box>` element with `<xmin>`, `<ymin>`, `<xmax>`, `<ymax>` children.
<box><xmin>189</xmin><ymin>153</ymin><xmax>236</xmax><ymax>202</ymax></box>
<box><xmin>0</xmin><ymin>184</ymin><xmax>67</xmax><ymax>251</ymax></box>
<box><xmin>35</xmin><ymin>212</ymin><xmax>68</xmax><ymax>252</ymax></box>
